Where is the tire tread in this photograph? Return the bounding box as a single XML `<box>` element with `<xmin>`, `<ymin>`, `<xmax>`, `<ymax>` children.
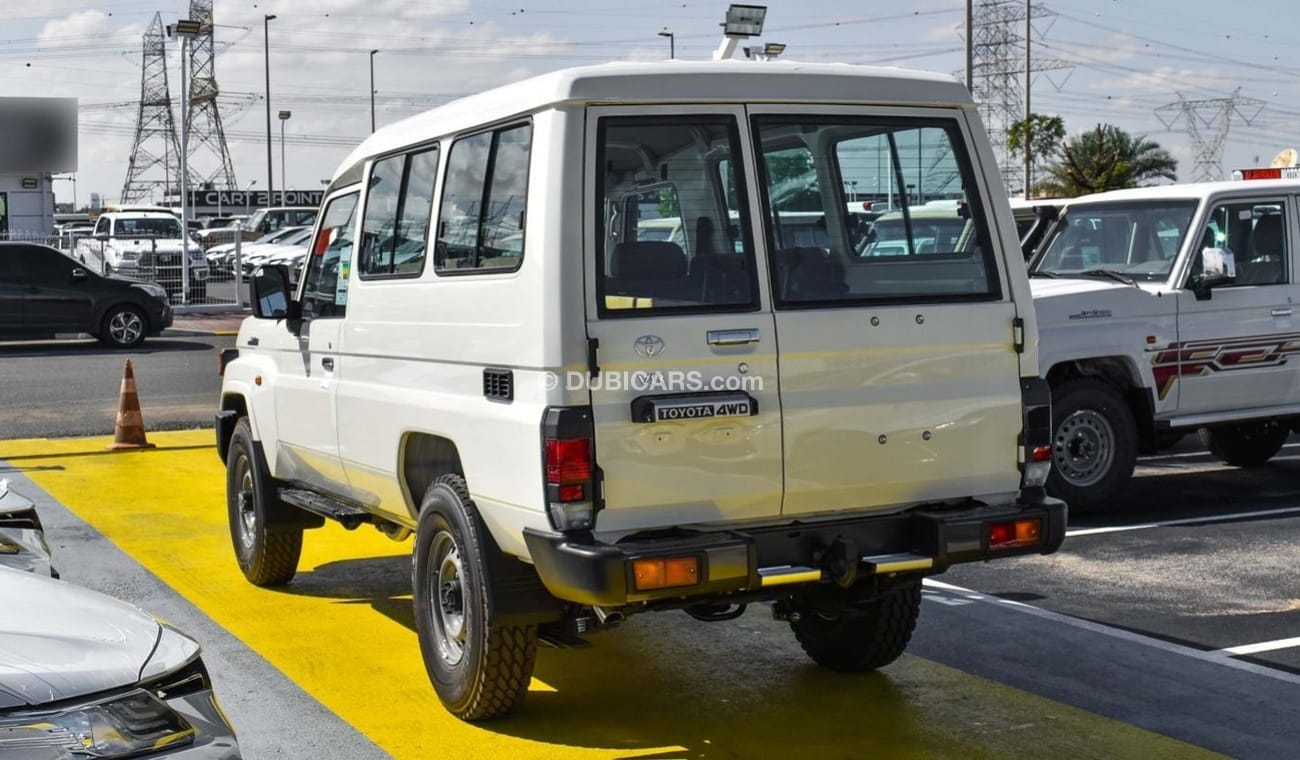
<box><xmin>791</xmin><ymin>583</ymin><xmax>921</xmax><ymax>672</ymax></box>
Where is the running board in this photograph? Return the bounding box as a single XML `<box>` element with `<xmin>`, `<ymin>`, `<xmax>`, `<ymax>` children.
<box><xmin>1165</xmin><ymin>403</ymin><xmax>1300</xmax><ymax>429</ymax></box>
<box><xmin>757</xmin><ymin>552</ymin><xmax>934</xmax><ymax>587</ymax></box>
<box><xmin>279</xmin><ymin>488</ymin><xmax>373</xmax><ymax>530</ymax></box>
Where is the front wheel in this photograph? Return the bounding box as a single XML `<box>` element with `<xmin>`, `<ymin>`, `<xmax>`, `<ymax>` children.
<box><xmin>226</xmin><ymin>418</ymin><xmax>302</xmax><ymax>586</ymax></box>
<box><xmin>790</xmin><ymin>583</ymin><xmax>922</xmax><ymax>672</ymax></box>
<box><xmin>99</xmin><ymin>304</ymin><xmax>148</xmax><ymax>348</ymax></box>
<box><xmin>1199</xmin><ymin>421</ymin><xmax>1289</xmax><ymax>467</ymax></box>
<box><xmin>1046</xmin><ymin>378</ymin><xmax>1138</xmax><ymax>510</ymax></box>
<box><xmin>413</xmin><ymin>475</ymin><xmax>537</xmax><ymax>720</ymax></box>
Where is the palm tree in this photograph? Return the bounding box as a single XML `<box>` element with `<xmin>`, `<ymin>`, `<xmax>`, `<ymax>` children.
<box><xmin>1037</xmin><ymin>124</ymin><xmax>1177</xmax><ymax>197</ymax></box>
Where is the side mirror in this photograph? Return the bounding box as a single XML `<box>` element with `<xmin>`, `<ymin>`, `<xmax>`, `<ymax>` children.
<box><xmin>250</xmin><ymin>265</ymin><xmax>301</xmax><ymax>320</ymax></box>
<box><xmin>1193</xmin><ymin>246</ymin><xmax>1236</xmax><ymax>300</ymax></box>
<box><xmin>93</xmin><ymin>233</ymin><xmax>108</xmax><ymax>241</ymax></box>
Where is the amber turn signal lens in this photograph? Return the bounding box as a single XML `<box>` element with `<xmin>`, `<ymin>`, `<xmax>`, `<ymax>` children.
<box><xmin>632</xmin><ymin>556</ymin><xmax>700</xmax><ymax>591</ymax></box>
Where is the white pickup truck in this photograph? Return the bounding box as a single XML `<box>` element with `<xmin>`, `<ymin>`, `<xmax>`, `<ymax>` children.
<box><xmin>76</xmin><ymin>212</ymin><xmax>208</xmax><ymax>303</ymax></box>
<box><xmin>1029</xmin><ymin>178</ymin><xmax>1300</xmax><ymax>507</ymax></box>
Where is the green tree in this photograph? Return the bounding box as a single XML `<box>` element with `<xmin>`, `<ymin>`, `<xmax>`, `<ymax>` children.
<box><xmin>1008</xmin><ymin>113</ymin><xmax>1066</xmax><ymax>194</ymax></box>
<box><xmin>1038</xmin><ymin>123</ymin><xmax>1178</xmax><ymax>197</ymax></box>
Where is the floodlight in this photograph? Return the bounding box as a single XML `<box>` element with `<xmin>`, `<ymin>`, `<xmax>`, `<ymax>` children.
<box><xmin>763</xmin><ymin>42</ymin><xmax>786</xmax><ymax>56</ymax></box>
<box><xmin>723</xmin><ymin>4</ymin><xmax>767</xmax><ymax>37</ymax></box>
<box><xmin>173</xmin><ymin>19</ymin><xmax>202</xmax><ymax>37</ymax></box>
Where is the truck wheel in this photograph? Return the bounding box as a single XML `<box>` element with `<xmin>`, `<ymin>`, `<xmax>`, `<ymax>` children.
<box><xmin>790</xmin><ymin>583</ymin><xmax>921</xmax><ymax>672</ymax></box>
<box><xmin>99</xmin><ymin>305</ymin><xmax>147</xmax><ymax>348</ymax></box>
<box><xmin>413</xmin><ymin>475</ymin><xmax>537</xmax><ymax>720</ymax></box>
<box><xmin>1047</xmin><ymin>378</ymin><xmax>1137</xmax><ymax>509</ymax></box>
<box><xmin>1199</xmin><ymin>421</ymin><xmax>1289</xmax><ymax>467</ymax></box>
<box><xmin>226</xmin><ymin>418</ymin><xmax>302</xmax><ymax>586</ymax></box>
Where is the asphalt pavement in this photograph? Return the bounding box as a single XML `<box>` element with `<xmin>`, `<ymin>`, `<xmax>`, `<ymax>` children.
<box><xmin>3</xmin><ymin>431</ymin><xmax>1300</xmax><ymax>757</ymax></box>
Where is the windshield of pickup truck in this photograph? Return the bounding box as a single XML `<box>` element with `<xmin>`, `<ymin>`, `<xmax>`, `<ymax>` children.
<box><xmin>115</xmin><ymin>216</ymin><xmax>182</xmax><ymax>238</ymax></box>
<box><xmin>1032</xmin><ymin>200</ymin><xmax>1197</xmax><ymax>281</ymax></box>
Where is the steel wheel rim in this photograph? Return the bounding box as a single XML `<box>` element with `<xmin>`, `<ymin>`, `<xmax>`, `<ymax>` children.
<box><xmin>108</xmin><ymin>310</ymin><xmax>143</xmax><ymax>345</ymax></box>
<box><xmin>428</xmin><ymin>529</ymin><xmax>467</xmax><ymax>666</ymax></box>
<box><xmin>235</xmin><ymin>455</ymin><xmax>256</xmax><ymax>551</ymax></box>
<box><xmin>1054</xmin><ymin>409</ymin><xmax>1115</xmax><ymax>487</ymax></box>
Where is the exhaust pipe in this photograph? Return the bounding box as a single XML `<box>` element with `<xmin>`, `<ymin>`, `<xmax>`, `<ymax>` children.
<box><xmin>592</xmin><ymin>606</ymin><xmax>624</xmax><ymax>626</ymax></box>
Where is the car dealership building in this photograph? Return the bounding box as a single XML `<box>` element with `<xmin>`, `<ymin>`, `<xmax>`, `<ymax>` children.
<box><xmin>0</xmin><ymin>97</ymin><xmax>77</xmax><ymax>239</ymax></box>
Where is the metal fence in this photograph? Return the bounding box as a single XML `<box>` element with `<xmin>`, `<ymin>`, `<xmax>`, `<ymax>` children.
<box><xmin>1</xmin><ymin>229</ymin><xmax>248</xmax><ymax>312</ymax></box>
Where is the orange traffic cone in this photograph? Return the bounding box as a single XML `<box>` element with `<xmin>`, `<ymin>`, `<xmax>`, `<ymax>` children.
<box><xmin>107</xmin><ymin>359</ymin><xmax>155</xmax><ymax>450</ymax></box>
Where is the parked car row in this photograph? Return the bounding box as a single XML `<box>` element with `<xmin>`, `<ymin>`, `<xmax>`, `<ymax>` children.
<box><xmin>0</xmin><ymin>479</ymin><xmax>242</xmax><ymax>757</ymax></box>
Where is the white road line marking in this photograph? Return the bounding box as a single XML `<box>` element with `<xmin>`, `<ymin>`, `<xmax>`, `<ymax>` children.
<box><xmin>1215</xmin><ymin>637</ymin><xmax>1300</xmax><ymax>656</ymax></box>
<box><xmin>1065</xmin><ymin>505</ymin><xmax>1300</xmax><ymax>537</ymax></box>
<box><xmin>921</xmin><ymin>578</ymin><xmax>1300</xmax><ymax>686</ymax></box>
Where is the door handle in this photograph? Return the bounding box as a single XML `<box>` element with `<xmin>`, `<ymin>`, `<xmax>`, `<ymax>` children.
<box><xmin>1272</xmin><ymin>308</ymin><xmax>1293</xmax><ymax>317</ymax></box>
<box><xmin>321</xmin><ymin>357</ymin><xmax>335</xmax><ymax>371</ymax></box>
<box><xmin>246</xmin><ymin>336</ymin><xmax>260</xmax><ymax>346</ymax></box>
<box><xmin>707</xmin><ymin>328</ymin><xmax>760</xmax><ymax>346</ymax></box>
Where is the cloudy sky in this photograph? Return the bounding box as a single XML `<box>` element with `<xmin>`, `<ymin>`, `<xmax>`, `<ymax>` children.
<box><xmin>2</xmin><ymin>0</ymin><xmax>1298</xmax><ymax>207</ymax></box>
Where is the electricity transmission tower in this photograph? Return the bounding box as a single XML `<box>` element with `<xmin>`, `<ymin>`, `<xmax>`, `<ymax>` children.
<box><xmin>1155</xmin><ymin>89</ymin><xmax>1265</xmax><ymax>182</ymax></box>
<box><xmin>968</xmin><ymin>1</ymin><xmax>1070</xmax><ymax>193</ymax></box>
<box><xmin>184</xmin><ymin>0</ymin><xmax>238</xmax><ymax>191</ymax></box>
<box><xmin>120</xmin><ymin>14</ymin><xmax>183</xmax><ymax>204</ymax></box>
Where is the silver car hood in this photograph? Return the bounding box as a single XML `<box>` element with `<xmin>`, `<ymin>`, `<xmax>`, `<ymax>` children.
<box><xmin>0</xmin><ymin>566</ymin><xmax>160</xmax><ymax>708</ymax></box>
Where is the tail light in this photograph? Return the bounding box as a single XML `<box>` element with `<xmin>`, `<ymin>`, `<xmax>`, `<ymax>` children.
<box><xmin>542</xmin><ymin>407</ymin><xmax>597</xmax><ymax>531</ymax></box>
<box><xmin>989</xmin><ymin>518</ymin><xmax>1042</xmax><ymax>550</ymax></box>
<box><xmin>1020</xmin><ymin>377</ymin><xmax>1052</xmax><ymax>488</ymax></box>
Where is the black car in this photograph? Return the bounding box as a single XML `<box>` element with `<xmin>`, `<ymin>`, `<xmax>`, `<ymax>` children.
<box><xmin>0</xmin><ymin>242</ymin><xmax>172</xmax><ymax>348</ymax></box>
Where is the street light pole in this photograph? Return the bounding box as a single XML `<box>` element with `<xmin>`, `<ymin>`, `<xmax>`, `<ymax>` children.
<box><xmin>264</xmin><ymin>14</ymin><xmax>276</xmax><ymax>208</ymax></box>
<box><xmin>179</xmin><ymin>35</ymin><xmax>190</xmax><ymax>232</ymax></box>
<box><xmin>658</xmin><ymin>30</ymin><xmax>675</xmax><ymax>59</ymax></box>
<box><xmin>279</xmin><ymin>111</ymin><xmax>291</xmax><ymax>198</ymax></box>
<box><xmin>369</xmin><ymin>49</ymin><xmax>378</xmax><ymax>133</ymax></box>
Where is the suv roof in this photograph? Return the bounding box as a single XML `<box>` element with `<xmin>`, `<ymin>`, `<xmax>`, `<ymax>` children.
<box><xmin>340</xmin><ymin>60</ymin><xmax>973</xmax><ymax>180</ymax></box>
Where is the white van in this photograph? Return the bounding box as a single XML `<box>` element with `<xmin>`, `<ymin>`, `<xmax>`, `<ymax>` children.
<box><xmin>218</xmin><ymin>59</ymin><xmax>1063</xmax><ymax>720</ymax></box>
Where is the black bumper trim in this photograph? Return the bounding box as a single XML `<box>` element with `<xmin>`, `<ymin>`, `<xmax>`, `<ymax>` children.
<box><xmin>523</xmin><ymin>495</ymin><xmax>1066</xmax><ymax>607</ymax></box>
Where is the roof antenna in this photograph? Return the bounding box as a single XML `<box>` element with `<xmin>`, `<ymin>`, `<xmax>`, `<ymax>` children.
<box><xmin>712</xmin><ymin>4</ymin><xmax>767</xmax><ymax>61</ymax></box>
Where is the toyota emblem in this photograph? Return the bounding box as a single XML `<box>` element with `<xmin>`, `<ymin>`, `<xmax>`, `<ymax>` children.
<box><xmin>634</xmin><ymin>335</ymin><xmax>665</xmax><ymax>358</ymax></box>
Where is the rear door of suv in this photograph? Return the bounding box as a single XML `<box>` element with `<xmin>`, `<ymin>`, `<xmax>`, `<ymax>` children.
<box><xmin>584</xmin><ymin>107</ymin><xmax>784</xmax><ymax>532</ymax></box>
<box><xmin>749</xmin><ymin>107</ymin><xmax>1023</xmax><ymax>516</ymax></box>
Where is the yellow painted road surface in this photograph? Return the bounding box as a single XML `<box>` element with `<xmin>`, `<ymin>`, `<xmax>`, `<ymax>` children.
<box><xmin>1</xmin><ymin>432</ymin><xmax>1223</xmax><ymax>759</ymax></box>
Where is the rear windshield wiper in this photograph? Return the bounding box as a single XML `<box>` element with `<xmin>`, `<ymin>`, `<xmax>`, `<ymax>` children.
<box><xmin>1077</xmin><ymin>268</ymin><xmax>1137</xmax><ymax>287</ymax></box>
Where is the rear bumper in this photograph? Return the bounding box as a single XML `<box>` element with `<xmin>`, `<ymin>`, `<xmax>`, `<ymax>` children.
<box><xmin>523</xmin><ymin>495</ymin><xmax>1066</xmax><ymax>607</ymax></box>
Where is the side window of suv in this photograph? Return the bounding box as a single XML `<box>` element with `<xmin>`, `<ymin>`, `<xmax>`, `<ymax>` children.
<box><xmin>435</xmin><ymin>124</ymin><xmax>530</xmax><ymax>273</ymax></box>
<box><xmin>360</xmin><ymin>145</ymin><xmax>439</xmax><ymax>278</ymax></box>
<box><xmin>1195</xmin><ymin>200</ymin><xmax>1288</xmax><ymax>287</ymax></box>
<box><xmin>300</xmin><ymin>193</ymin><xmax>359</xmax><ymax>319</ymax></box>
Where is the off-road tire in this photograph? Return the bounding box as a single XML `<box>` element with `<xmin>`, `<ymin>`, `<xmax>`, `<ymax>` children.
<box><xmin>1200</xmin><ymin>421</ymin><xmax>1289</xmax><ymax>467</ymax></box>
<box><xmin>1047</xmin><ymin>378</ymin><xmax>1138</xmax><ymax>510</ymax></box>
<box><xmin>99</xmin><ymin>304</ymin><xmax>148</xmax><ymax>348</ymax></box>
<box><xmin>226</xmin><ymin>418</ymin><xmax>302</xmax><ymax>586</ymax></box>
<box><xmin>790</xmin><ymin>583</ymin><xmax>922</xmax><ymax>672</ymax></box>
<box><xmin>413</xmin><ymin>475</ymin><xmax>538</xmax><ymax>720</ymax></box>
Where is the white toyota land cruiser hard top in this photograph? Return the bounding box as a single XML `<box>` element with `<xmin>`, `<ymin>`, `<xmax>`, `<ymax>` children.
<box><xmin>216</xmin><ymin>59</ymin><xmax>1065</xmax><ymax>720</ymax></box>
<box><xmin>1030</xmin><ymin>177</ymin><xmax>1300</xmax><ymax>507</ymax></box>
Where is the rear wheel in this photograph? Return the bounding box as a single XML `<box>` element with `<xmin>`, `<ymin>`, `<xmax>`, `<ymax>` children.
<box><xmin>225</xmin><ymin>418</ymin><xmax>302</xmax><ymax>586</ymax></box>
<box><xmin>790</xmin><ymin>583</ymin><xmax>921</xmax><ymax>672</ymax></box>
<box><xmin>99</xmin><ymin>304</ymin><xmax>147</xmax><ymax>348</ymax></box>
<box><xmin>1199</xmin><ymin>421</ymin><xmax>1289</xmax><ymax>467</ymax></box>
<box><xmin>1047</xmin><ymin>378</ymin><xmax>1138</xmax><ymax>510</ymax></box>
<box><xmin>413</xmin><ymin>475</ymin><xmax>537</xmax><ymax>720</ymax></box>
